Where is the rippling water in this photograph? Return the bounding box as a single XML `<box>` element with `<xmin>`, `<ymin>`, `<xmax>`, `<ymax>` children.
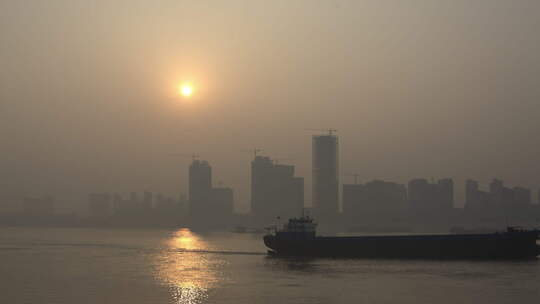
<box><xmin>1</xmin><ymin>227</ymin><xmax>539</xmax><ymax>304</ymax></box>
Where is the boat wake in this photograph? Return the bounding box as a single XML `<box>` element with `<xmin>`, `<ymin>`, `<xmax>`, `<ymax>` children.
<box><xmin>171</xmin><ymin>248</ymin><xmax>266</xmax><ymax>256</ymax></box>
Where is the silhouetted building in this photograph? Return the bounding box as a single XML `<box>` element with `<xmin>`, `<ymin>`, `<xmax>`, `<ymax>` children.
<box><xmin>343</xmin><ymin>180</ymin><xmax>407</xmax><ymax>223</ymax></box>
<box><xmin>210</xmin><ymin>187</ymin><xmax>234</xmax><ymax>225</ymax></box>
<box><xmin>465</xmin><ymin>179</ymin><xmax>487</xmax><ymax>214</ymax></box>
<box><xmin>312</xmin><ymin>134</ymin><xmax>339</xmax><ymax>221</ymax></box>
<box><xmin>88</xmin><ymin>193</ymin><xmax>112</xmax><ymax>218</ymax></box>
<box><xmin>465</xmin><ymin>179</ymin><xmax>534</xmax><ymax>219</ymax></box>
<box><xmin>513</xmin><ymin>187</ymin><xmax>531</xmax><ymax>206</ymax></box>
<box><xmin>251</xmin><ymin>156</ymin><xmax>304</xmax><ymax>223</ymax></box>
<box><xmin>23</xmin><ymin>196</ymin><xmax>54</xmax><ymax>216</ymax></box>
<box><xmin>112</xmin><ymin>193</ymin><xmax>123</xmax><ymax>213</ymax></box>
<box><xmin>155</xmin><ymin>194</ymin><xmax>165</xmax><ymax>206</ymax></box>
<box><xmin>113</xmin><ymin>193</ymin><xmax>140</xmax><ymax>215</ymax></box>
<box><xmin>465</xmin><ymin>179</ymin><xmax>479</xmax><ymax>206</ymax></box>
<box><xmin>152</xmin><ymin>194</ymin><xmax>186</xmax><ymax>226</ymax></box>
<box><xmin>408</xmin><ymin>179</ymin><xmax>432</xmax><ymax>212</ymax></box>
<box><xmin>489</xmin><ymin>178</ymin><xmax>510</xmax><ymax>208</ymax></box>
<box><xmin>189</xmin><ymin>160</ymin><xmax>212</xmax><ymax>219</ymax></box>
<box><xmin>129</xmin><ymin>192</ymin><xmax>139</xmax><ymax>205</ymax></box>
<box><xmin>489</xmin><ymin>179</ymin><xmax>523</xmax><ymax>213</ymax></box>
<box><xmin>251</xmin><ymin>156</ymin><xmax>274</xmax><ymax>218</ymax></box>
<box><xmin>188</xmin><ymin>159</ymin><xmax>235</xmax><ymax>227</ymax></box>
<box><xmin>408</xmin><ymin>178</ymin><xmax>454</xmax><ymax>214</ymax></box>
<box><xmin>438</xmin><ymin>178</ymin><xmax>454</xmax><ymax>211</ymax></box>
<box><xmin>142</xmin><ymin>191</ymin><xmax>153</xmax><ymax>210</ymax></box>
<box><xmin>343</xmin><ymin>184</ymin><xmax>364</xmax><ymax>217</ymax></box>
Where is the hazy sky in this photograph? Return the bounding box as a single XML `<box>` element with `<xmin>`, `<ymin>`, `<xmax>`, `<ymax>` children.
<box><xmin>1</xmin><ymin>0</ymin><xmax>540</xmax><ymax>211</ymax></box>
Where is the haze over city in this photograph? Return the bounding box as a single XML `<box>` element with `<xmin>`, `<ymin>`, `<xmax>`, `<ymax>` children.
<box><xmin>2</xmin><ymin>2</ymin><xmax>540</xmax><ymax>304</ymax></box>
<box><xmin>1</xmin><ymin>1</ymin><xmax>539</xmax><ymax>215</ymax></box>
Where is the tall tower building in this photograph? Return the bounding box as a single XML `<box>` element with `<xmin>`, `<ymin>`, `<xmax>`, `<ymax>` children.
<box><xmin>251</xmin><ymin>156</ymin><xmax>274</xmax><ymax>218</ymax></box>
<box><xmin>437</xmin><ymin>178</ymin><xmax>454</xmax><ymax>210</ymax></box>
<box><xmin>312</xmin><ymin>133</ymin><xmax>339</xmax><ymax>221</ymax></box>
<box><xmin>465</xmin><ymin>179</ymin><xmax>480</xmax><ymax>210</ymax></box>
<box><xmin>408</xmin><ymin>178</ymin><xmax>454</xmax><ymax>214</ymax></box>
<box><xmin>188</xmin><ymin>160</ymin><xmax>212</xmax><ymax>218</ymax></box>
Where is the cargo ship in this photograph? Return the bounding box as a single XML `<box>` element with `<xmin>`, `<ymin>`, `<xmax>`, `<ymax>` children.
<box><xmin>263</xmin><ymin>216</ymin><xmax>540</xmax><ymax>259</ymax></box>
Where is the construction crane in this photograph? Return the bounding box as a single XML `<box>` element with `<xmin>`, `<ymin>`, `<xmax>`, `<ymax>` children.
<box><xmin>306</xmin><ymin>128</ymin><xmax>338</xmax><ymax>136</ymax></box>
<box><xmin>169</xmin><ymin>153</ymin><xmax>200</xmax><ymax>161</ymax></box>
<box><xmin>272</xmin><ymin>157</ymin><xmax>295</xmax><ymax>165</ymax></box>
<box><xmin>241</xmin><ymin>148</ymin><xmax>263</xmax><ymax>158</ymax></box>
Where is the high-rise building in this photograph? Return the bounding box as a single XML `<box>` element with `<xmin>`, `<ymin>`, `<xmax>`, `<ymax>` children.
<box><xmin>251</xmin><ymin>156</ymin><xmax>274</xmax><ymax>218</ymax></box>
<box><xmin>291</xmin><ymin>177</ymin><xmax>305</xmax><ymax>216</ymax></box>
<box><xmin>188</xmin><ymin>160</ymin><xmax>212</xmax><ymax>218</ymax></box>
<box><xmin>88</xmin><ymin>193</ymin><xmax>112</xmax><ymax>218</ymax></box>
<box><xmin>142</xmin><ymin>191</ymin><xmax>153</xmax><ymax>210</ymax></box>
<box><xmin>438</xmin><ymin>178</ymin><xmax>454</xmax><ymax>211</ymax></box>
<box><xmin>465</xmin><ymin>179</ymin><xmax>479</xmax><ymax>206</ymax></box>
<box><xmin>489</xmin><ymin>178</ymin><xmax>505</xmax><ymax>206</ymax></box>
<box><xmin>211</xmin><ymin>187</ymin><xmax>234</xmax><ymax>217</ymax></box>
<box><xmin>342</xmin><ymin>184</ymin><xmax>364</xmax><ymax>217</ymax></box>
<box><xmin>188</xmin><ymin>159</ymin><xmax>235</xmax><ymax>226</ymax></box>
<box><xmin>489</xmin><ymin>179</ymin><xmax>515</xmax><ymax>210</ymax></box>
<box><xmin>312</xmin><ymin>134</ymin><xmax>339</xmax><ymax>221</ymax></box>
<box><xmin>408</xmin><ymin>178</ymin><xmax>454</xmax><ymax>214</ymax></box>
<box><xmin>23</xmin><ymin>196</ymin><xmax>54</xmax><ymax>216</ymax></box>
<box><xmin>407</xmin><ymin>178</ymin><xmax>431</xmax><ymax>212</ymax></box>
<box><xmin>513</xmin><ymin>187</ymin><xmax>531</xmax><ymax>206</ymax></box>
<box><xmin>465</xmin><ymin>179</ymin><xmax>533</xmax><ymax>217</ymax></box>
<box><xmin>343</xmin><ymin>180</ymin><xmax>406</xmax><ymax>222</ymax></box>
<box><xmin>112</xmin><ymin>193</ymin><xmax>123</xmax><ymax>214</ymax></box>
<box><xmin>251</xmin><ymin>156</ymin><xmax>304</xmax><ymax>223</ymax></box>
<box><xmin>129</xmin><ymin>192</ymin><xmax>139</xmax><ymax>204</ymax></box>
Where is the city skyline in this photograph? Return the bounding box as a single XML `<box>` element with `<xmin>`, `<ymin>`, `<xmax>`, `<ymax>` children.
<box><xmin>2</xmin><ymin>2</ymin><xmax>540</xmax><ymax>304</ymax></box>
<box><xmin>4</xmin><ymin>130</ymin><xmax>540</xmax><ymax>216</ymax></box>
<box><xmin>8</xmin><ymin>146</ymin><xmax>539</xmax><ymax>231</ymax></box>
<box><xmin>3</xmin><ymin>1</ymin><xmax>540</xmax><ymax>215</ymax></box>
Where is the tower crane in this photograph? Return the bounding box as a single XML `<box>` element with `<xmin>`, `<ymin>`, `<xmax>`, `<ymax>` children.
<box><xmin>306</xmin><ymin>128</ymin><xmax>338</xmax><ymax>136</ymax></box>
<box><xmin>169</xmin><ymin>153</ymin><xmax>200</xmax><ymax>161</ymax></box>
<box><xmin>241</xmin><ymin>148</ymin><xmax>263</xmax><ymax>158</ymax></box>
<box><xmin>345</xmin><ymin>173</ymin><xmax>360</xmax><ymax>184</ymax></box>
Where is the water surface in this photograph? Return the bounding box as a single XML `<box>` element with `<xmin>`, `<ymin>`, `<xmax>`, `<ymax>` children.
<box><xmin>1</xmin><ymin>227</ymin><xmax>539</xmax><ymax>303</ymax></box>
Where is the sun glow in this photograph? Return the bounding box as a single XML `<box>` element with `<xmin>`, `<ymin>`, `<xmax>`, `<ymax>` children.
<box><xmin>180</xmin><ymin>83</ymin><xmax>194</xmax><ymax>97</ymax></box>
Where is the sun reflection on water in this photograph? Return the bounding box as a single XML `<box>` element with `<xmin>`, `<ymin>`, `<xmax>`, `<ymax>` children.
<box><xmin>169</xmin><ymin>228</ymin><xmax>205</xmax><ymax>251</ymax></box>
<box><xmin>154</xmin><ymin>228</ymin><xmax>225</xmax><ymax>304</ymax></box>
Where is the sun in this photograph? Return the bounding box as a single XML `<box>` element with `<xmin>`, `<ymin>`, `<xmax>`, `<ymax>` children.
<box><xmin>179</xmin><ymin>83</ymin><xmax>194</xmax><ymax>97</ymax></box>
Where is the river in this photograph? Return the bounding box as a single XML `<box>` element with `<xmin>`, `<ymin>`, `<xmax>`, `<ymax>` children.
<box><xmin>1</xmin><ymin>227</ymin><xmax>539</xmax><ymax>303</ymax></box>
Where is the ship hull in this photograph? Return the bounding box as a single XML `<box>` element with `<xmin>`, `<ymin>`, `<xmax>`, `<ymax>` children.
<box><xmin>264</xmin><ymin>232</ymin><xmax>540</xmax><ymax>259</ymax></box>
